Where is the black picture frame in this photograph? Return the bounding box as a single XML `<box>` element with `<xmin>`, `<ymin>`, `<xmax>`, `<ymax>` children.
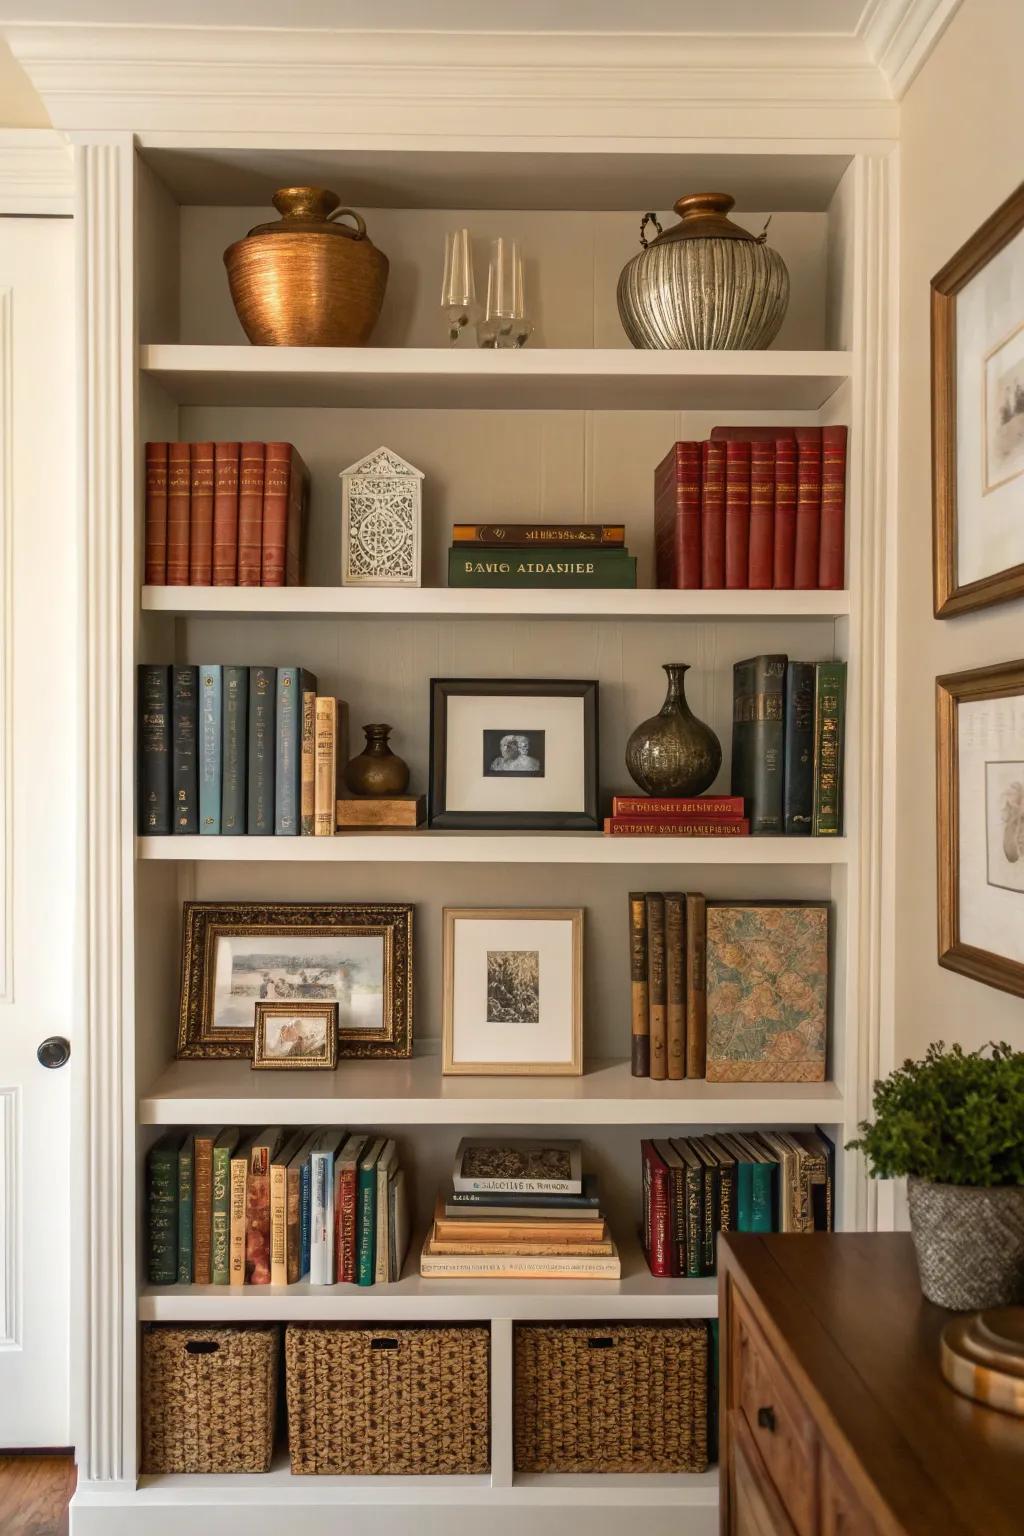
<box><xmin>429</xmin><ymin>678</ymin><xmax>599</xmax><ymax>830</ymax></box>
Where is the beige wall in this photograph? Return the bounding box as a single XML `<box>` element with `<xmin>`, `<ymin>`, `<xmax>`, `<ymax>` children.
<box><xmin>895</xmin><ymin>0</ymin><xmax>1024</xmax><ymax>1058</ymax></box>
<box><xmin>0</xmin><ymin>40</ymin><xmax>49</xmax><ymax>127</ymax></box>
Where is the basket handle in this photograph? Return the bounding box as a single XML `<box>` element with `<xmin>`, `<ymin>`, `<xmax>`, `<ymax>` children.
<box><xmin>370</xmin><ymin>1337</ymin><xmax>399</xmax><ymax>1351</ymax></box>
<box><xmin>185</xmin><ymin>1340</ymin><xmax>220</xmax><ymax>1356</ymax></box>
<box><xmin>587</xmin><ymin>1336</ymin><xmax>615</xmax><ymax>1349</ymax></box>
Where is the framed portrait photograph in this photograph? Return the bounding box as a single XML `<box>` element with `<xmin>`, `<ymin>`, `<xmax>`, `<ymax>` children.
<box><xmin>442</xmin><ymin>907</ymin><xmax>583</xmax><ymax>1076</ymax></box>
<box><xmin>429</xmin><ymin>679</ymin><xmax>598</xmax><ymax>829</ymax></box>
<box><xmin>177</xmin><ymin>902</ymin><xmax>413</xmax><ymax>1059</ymax></box>
<box><xmin>936</xmin><ymin>660</ymin><xmax>1024</xmax><ymax>997</ymax></box>
<box><xmin>252</xmin><ymin>1002</ymin><xmax>338</xmax><ymax>1070</ymax></box>
<box><xmin>932</xmin><ymin>184</ymin><xmax>1024</xmax><ymax>616</ymax></box>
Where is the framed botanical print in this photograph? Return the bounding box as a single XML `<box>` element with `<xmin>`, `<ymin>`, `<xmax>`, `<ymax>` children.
<box><xmin>932</xmin><ymin>184</ymin><xmax>1024</xmax><ymax>616</ymax></box>
<box><xmin>936</xmin><ymin>661</ymin><xmax>1024</xmax><ymax>997</ymax></box>
<box><xmin>442</xmin><ymin>907</ymin><xmax>583</xmax><ymax>1075</ymax></box>
<box><xmin>429</xmin><ymin>678</ymin><xmax>599</xmax><ymax>829</ymax></box>
<box><xmin>177</xmin><ymin>901</ymin><xmax>413</xmax><ymax>1059</ymax></box>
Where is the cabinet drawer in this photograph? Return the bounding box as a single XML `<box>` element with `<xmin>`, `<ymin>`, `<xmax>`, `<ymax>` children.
<box><xmin>727</xmin><ymin>1410</ymin><xmax>800</xmax><ymax>1536</ymax></box>
<box><xmin>730</xmin><ymin>1290</ymin><xmax>818</xmax><ymax>1536</ymax></box>
<box><xmin>821</xmin><ymin>1450</ymin><xmax>880</xmax><ymax>1536</ymax></box>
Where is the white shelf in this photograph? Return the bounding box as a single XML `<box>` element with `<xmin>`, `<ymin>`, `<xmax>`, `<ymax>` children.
<box><xmin>141</xmin><ymin>584</ymin><xmax>850</xmax><ymax>620</ymax></box>
<box><xmin>139</xmin><ymin>1052</ymin><xmax>845</xmax><ymax>1127</ymax></box>
<box><xmin>137</xmin><ymin>831</ymin><xmax>849</xmax><ymax>864</ymax></box>
<box><xmin>141</xmin><ymin>344</ymin><xmax>852</xmax><ymax>411</ymax></box>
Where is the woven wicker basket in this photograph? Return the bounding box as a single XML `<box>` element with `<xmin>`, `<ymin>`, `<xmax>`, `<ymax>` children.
<box><xmin>285</xmin><ymin>1324</ymin><xmax>490</xmax><ymax>1475</ymax></box>
<box><xmin>141</xmin><ymin>1325</ymin><xmax>279</xmax><ymax>1474</ymax></box>
<box><xmin>514</xmin><ymin>1322</ymin><xmax>709</xmax><ymax>1474</ymax></box>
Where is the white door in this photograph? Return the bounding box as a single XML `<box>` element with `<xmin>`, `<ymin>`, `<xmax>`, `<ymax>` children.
<box><xmin>0</xmin><ymin>214</ymin><xmax>75</xmax><ymax>1446</ymax></box>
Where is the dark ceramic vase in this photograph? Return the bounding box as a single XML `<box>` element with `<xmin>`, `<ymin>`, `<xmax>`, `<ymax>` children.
<box><xmin>625</xmin><ymin>663</ymin><xmax>722</xmax><ymax>796</ymax></box>
<box><xmin>343</xmin><ymin>723</ymin><xmax>410</xmax><ymax>796</ymax></box>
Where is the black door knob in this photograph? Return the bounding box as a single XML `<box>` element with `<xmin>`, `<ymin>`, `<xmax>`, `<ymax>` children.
<box><xmin>757</xmin><ymin>1406</ymin><xmax>777</xmax><ymax>1433</ymax></box>
<box><xmin>37</xmin><ymin>1036</ymin><xmax>71</xmax><ymax>1069</ymax></box>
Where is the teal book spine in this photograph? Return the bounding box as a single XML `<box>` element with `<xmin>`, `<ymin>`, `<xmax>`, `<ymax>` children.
<box><xmin>274</xmin><ymin>667</ymin><xmax>316</xmax><ymax>836</ymax></box>
<box><xmin>211</xmin><ymin>1142</ymin><xmax>232</xmax><ymax>1284</ymax></box>
<box><xmin>356</xmin><ymin>1164</ymin><xmax>377</xmax><ymax>1286</ymax></box>
<box><xmin>177</xmin><ymin>1136</ymin><xmax>194</xmax><ymax>1283</ymax></box>
<box><xmin>147</xmin><ymin>1133</ymin><xmax>180</xmax><ymax>1285</ymax></box>
<box><xmin>448</xmin><ymin>547</ymin><xmax>637</xmax><ymax>589</ymax></box>
<box><xmin>221</xmin><ymin>665</ymin><xmax>248</xmax><ymax>835</ymax></box>
<box><xmin>199</xmin><ymin>665</ymin><xmax>222</xmax><ymax>835</ymax></box>
<box><xmin>751</xmin><ymin>1163</ymin><xmax>776</xmax><ymax>1233</ymax></box>
<box><xmin>735</xmin><ymin>1161</ymin><xmax>753</xmax><ymax>1233</ymax></box>
<box><xmin>247</xmin><ymin>667</ymin><xmax>275</xmax><ymax>835</ymax></box>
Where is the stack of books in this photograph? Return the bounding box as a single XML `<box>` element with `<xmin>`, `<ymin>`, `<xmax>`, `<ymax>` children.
<box><xmin>732</xmin><ymin>654</ymin><xmax>847</xmax><ymax>835</ymax></box>
<box><xmin>641</xmin><ymin>1130</ymin><xmax>834</xmax><ymax>1278</ymax></box>
<box><xmin>447</xmin><ymin>523</ymin><xmax>637</xmax><ymax>589</ymax></box>
<box><xmin>420</xmin><ymin>1137</ymin><xmax>621</xmax><ymax>1279</ymax></box>
<box><xmin>604</xmin><ymin>793</ymin><xmax>749</xmax><ymax>837</ymax></box>
<box><xmin>145</xmin><ymin>440</ymin><xmax>308</xmax><ymax>588</ymax></box>
<box><xmin>146</xmin><ymin>1127</ymin><xmax>410</xmax><ymax>1288</ymax></box>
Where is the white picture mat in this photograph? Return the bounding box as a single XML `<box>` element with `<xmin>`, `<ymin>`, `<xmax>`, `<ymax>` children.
<box><xmin>957</xmin><ymin>693</ymin><xmax>1024</xmax><ymax>964</ymax></box>
<box><xmin>444</xmin><ymin>693</ymin><xmax>586</xmax><ymax>812</ymax></box>
<box><xmin>450</xmin><ymin>917</ymin><xmax>576</xmax><ymax>1065</ymax></box>
<box><xmin>956</xmin><ymin>226</ymin><xmax>1024</xmax><ymax>586</ymax></box>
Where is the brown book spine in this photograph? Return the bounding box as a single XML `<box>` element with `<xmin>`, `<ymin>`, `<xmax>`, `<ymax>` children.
<box><xmin>192</xmin><ymin>1133</ymin><xmax>215</xmax><ymax>1285</ymax></box>
<box><xmin>300</xmin><ymin>688</ymin><xmax>317</xmax><ymax>835</ymax></box>
<box><xmin>165</xmin><ymin>442</ymin><xmax>191</xmax><ymax>585</ymax></box>
<box><xmin>285</xmin><ymin>454</ymin><xmax>308</xmax><ymax>587</ymax></box>
<box><xmin>819</xmin><ymin>425</ymin><xmax>848</xmax><ymax>589</ymax></box>
<box><xmin>188</xmin><ymin>442</ymin><xmax>215</xmax><ymax>585</ymax></box>
<box><xmin>212</xmin><ymin>441</ymin><xmax>240</xmax><ymax>586</ymax></box>
<box><xmin>452</xmin><ymin>523</ymin><xmax>626</xmax><ymax>546</ymax></box>
<box><xmin>261</xmin><ymin>441</ymin><xmax>293</xmax><ymax>588</ymax></box>
<box><xmin>665</xmin><ymin>893</ymin><xmax>686</xmax><ymax>1081</ymax></box>
<box><xmin>314</xmin><ymin>697</ymin><xmax>337</xmax><ymax>836</ymax></box>
<box><xmin>646</xmin><ymin>893</ymin><xmax>667</xmax><ymax>1081</ymax></box>
<box><xmin>286</xmin><ymin>1160</ymin><xmax>302</xmax><ymax>1285</ymax></box>
<box><xmin>685</xmin><ymin>893</ymin><xmax>707</xmax><ymax>1078</ymax></box>
<box><xmin>144</xmin><ymin>442</ymin><xmax>169</xmax><ymax>584</ymax></box>
<box><xmin>245</xmin><ymin>1143</ymin><xmax>273</xmax><ymax>1285</ymax></box>
<box><xmin>628</xmin><ymin>891</ymin><xmax>650</xmax><ymax>1077</ymax></box>
<box><xmin>237</xmin><ymin>441</ymin><xmax>265</xmax><ymax>587</ymax></box>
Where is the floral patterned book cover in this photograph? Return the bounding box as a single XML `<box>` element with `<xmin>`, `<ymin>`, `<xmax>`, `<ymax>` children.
<box><xmin>705</xmin><ymin>903</ymin><xmax>828</xmax><ymax>1082</ymax></box>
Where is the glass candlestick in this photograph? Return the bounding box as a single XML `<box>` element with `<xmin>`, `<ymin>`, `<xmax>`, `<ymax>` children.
<box><xmin>440</xmin><ymin>228</ymin><xmax>478</xmax><ymax>346</ymax></box>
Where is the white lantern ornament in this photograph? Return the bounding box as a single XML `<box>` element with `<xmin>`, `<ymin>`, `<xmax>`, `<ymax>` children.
<box><xmin>339</xmin><ymin>445</ymin><xmax>423</xmax><ymax>587</ymax></box>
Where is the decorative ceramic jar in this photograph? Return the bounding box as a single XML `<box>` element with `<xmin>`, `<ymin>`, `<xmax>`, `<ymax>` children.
<box><xmin>340</xmin><ymin>446</ymin><xmax>423</xmax><ymax>587</ymax></box>
<box><xmin>908</xmin><ymin>1177</ymin><xmax>1024</xmax><ymax>1310</ymax></box>
<box><xmin>344</xmin><ymin>724</ymin><xmax>410</xmax><ymax>797</ymax></box>
<box><xmin>625</xmin><ymin>663</ymin><xmax>722</xmax><ymax>797</ymax></box>
<box><xmin>223</xmin><ymin>187</ymin><xmax>389</xmax><ymax>347</ymax></box>
<box><xmin>617</xmin><ymin>192</ymin><xmax>789</xmax><ymax>351</ymax></box>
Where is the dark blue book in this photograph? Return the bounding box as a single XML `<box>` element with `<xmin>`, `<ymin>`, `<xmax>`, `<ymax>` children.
<box><xmin>731</xmin><ymin>654</ymin><xmax>787</xmax><ymax>835</ymax></box>
<box><xmin>198</xmin><ymin>664</ymin><xmax>222</xmax><ymax>835</ymax></box>
<box><xmin>171</xmin><ymin>664</ymin><xmax>199</xmax><ymax>834</ymax></box>
<box><xmin>247</xmin><ymin>667</ymin><xmax>276</xmax><ymax>835</ymax></box>
<box><xmin>221</xmin><ymin>665</ymin><xmax>248</xmax><ymax>835</ymax></box>
<box><xmin>782</xmin><ymin>660</ymin><xmax>815</xmax><ymax>835</ymax></box>
<box><xmin>299</xmin><ymin>1156</ymin><xmax>312</xmax><ymax>1280</ymax></box>
<box><xmin>138</xmin><ymin>664</ymin><xmax>172</xmax><ymax>834</ymax></box>
<box><xmin>274</xmin><ymin>666</ymin><xmax>317</xmax><ymax>836</ymax></box>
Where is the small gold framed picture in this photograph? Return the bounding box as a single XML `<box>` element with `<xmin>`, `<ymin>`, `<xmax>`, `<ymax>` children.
<box><xmin>252</xmin><ymin>1001</ymin><xmax>338</xmax><ymax>1071</ymax></box>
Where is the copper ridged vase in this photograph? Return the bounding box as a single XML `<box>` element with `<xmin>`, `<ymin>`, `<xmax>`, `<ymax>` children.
<box><xmin>224</xmin><ymin>187</ymin><xmax>389</xmax><ymax>347</ymax></box>
<box><xmin>625</xmin><ymin>663</ymin><xmax>722</xmax><ymax>796</ymax></box>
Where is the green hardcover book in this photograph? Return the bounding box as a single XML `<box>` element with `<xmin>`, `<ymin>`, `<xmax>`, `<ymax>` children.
<box><xmin>448</xmin><ymin>546</ymin><xmax>637</xmax><ymax>589</ymax></box>
<box><xmin>210</xmin><ymin>1127</ymin><xmax>240</xmax><ymax>1285</ymax></box>
<box><xmin>669</xmin><ymin>1137</ymin><xmax>704</xmax><ymax>1279</ymax></box>
<box><xmin>147</xmin><ymin>1132</ymin><xmax>184</xmax><ymax>1285</ymax></box>
<box><xmin>738</xmin><ymin>1132</ymin><xmax>779</xmax><ymax>1232</ymax></box>
<box><xmin>812</xmin><ymin>660</ymin><xmax>847</xmax><ymax>835</ymax></box>
<box><xmin>176</xmin><ymin>1135</ymin><xmax>194</xmax><ymax>1284</ymax></box>
<box><xmin>731</xmin><ymin>654</ymin><xmax>787</xmax><ymax>834</ymax></box>
<box><xmin>357</xmin><ymin>1136</ymin><xmax>385</xmax><ymax>1287</ymax></box>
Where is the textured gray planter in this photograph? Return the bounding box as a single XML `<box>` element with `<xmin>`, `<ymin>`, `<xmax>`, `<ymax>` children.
<box><xmin>908</xmin><ymin>1177</ymin><xmax>1024</xmax><ymax>1310</ymax></box>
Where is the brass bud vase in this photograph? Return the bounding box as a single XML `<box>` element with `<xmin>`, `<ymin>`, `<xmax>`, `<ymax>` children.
<box><xmin>625</xmin><ymin>663</ymin><xmax>722</xmax><ymax>797</ymax></box>
<box><xmin>344</xmin><ymin>724</ymin><xmax>410</xmax><ymax>797</ymax></box>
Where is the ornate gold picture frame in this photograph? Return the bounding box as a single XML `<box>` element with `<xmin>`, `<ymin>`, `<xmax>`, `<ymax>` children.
<box><xmin>252</xmin><ymin>1001</ymin><xmax>338</xmax><ymax>1071</ymax></box>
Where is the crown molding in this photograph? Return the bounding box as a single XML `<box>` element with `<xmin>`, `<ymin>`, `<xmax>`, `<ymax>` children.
<box><xmin>0</xmin><ymin>129</ymin><xmax>74</xmax><ymax>215</ymax></box>
<box><xmin>859</xmin><ymin>0</ymin><xmax>962</xmax><ymax>96</ymax></box>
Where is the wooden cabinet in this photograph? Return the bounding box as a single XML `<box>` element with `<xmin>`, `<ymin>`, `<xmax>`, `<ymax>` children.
<box><xmin>728</xmin><ymin>1413</ymin><xmax>799</xmax><ymax>1536</ymax></box>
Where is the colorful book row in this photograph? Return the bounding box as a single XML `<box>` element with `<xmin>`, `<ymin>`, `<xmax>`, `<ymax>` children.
<box><xmin>732</xmin><ymin>655</ymin><xmax>846</xmax><ymax>835</ymax></box>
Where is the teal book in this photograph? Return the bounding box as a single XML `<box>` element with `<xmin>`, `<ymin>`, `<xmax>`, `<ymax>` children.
<box><xmin>210</xmin><ymin>1127</ymin><xmax>240</xmax><ymax>1285</ymax></box>
<box><xmin>247</xmin><ymin>667</ymin><xmax>275</xmax><ymax>835</ymax></box>
<box><xmin>199</xmin><ymin>664</ymin><xmax>222</xmax><ymax>834</ymax></box>
<box><xmin>176</xmin><ymin>1134</ymin><xmax>194</xmax><ymax>1284</ymax></box>
<box><xmin>357</xmin><ymin>1136</ymin><xmax>385</xmax><ymax>1287</ymax></box>
<box><xmin>274</xmin><ymin>666</ymin><xmax>317</xmax><ymax>836</ymax></box>
<box><xmin>448</xmin><ymin>546</ymin><xmax>637</xmax><ymax>589</ymax></box>
<box><xmin>221</xmin><ymin>665</ymin><xmax>248</xmax><ymax>835</ymax></box>
<box><xmin>744</xmin><ymin>1133</ymin><xmax>779</xmax><ymax>1232</ymax></box>
<box><xmin>147</xmin><ymin>1131</ymin><xmax>183</xmax><ymax>1285</ymax></box>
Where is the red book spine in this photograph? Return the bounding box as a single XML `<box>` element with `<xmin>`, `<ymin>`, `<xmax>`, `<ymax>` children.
<box><xmin>748</xmin><ymin>440</ymin><xmax>775</xmax><ymax>589</ymax></box>
<box><xmin>604</xmin><ymin>818</ymin><xmax>750</xmax><ymax>836</ymax></box>
<box><xmin>724</xmin><ymin>439</ymin><xmax>751</xmax><ymax>589</ymax></box>
<box><xmin>819</xmin><ymin>425</ymin><xmax>848</xmax><ymax>589</ymax></box>
<box><xmin>653</xmin><ymin>443</ymin><xmax>682</xmax><ymax>587</ymax></box>
<box><xmin>612</xmin><ymin>795</ymin><xmax>744</xmax><ymax>816</ymax></box>
<box><xmin>642</xmin><ymin>1142</ymin><xmax>673</xmax><ymax>1277</ymax></box>
<box><xmin>261</xmin><ymin>442</ymin><xmax>293</xmax><ymax>588</ymax></box>
<box><xmin>701</xmin><ymin>440</ymin><xmax>726</xmax><ymax>587</ymax></box>
<box><xmin>607</xmin><ymin>813</ymin><xmax>746</xmax><ymax>828</ymax></box>
<box><xmin>212</xmin><ymin>441</ymin><xmax>240</xmax><ymax>587</ymax></box>
<box><xmin>237</xmin><ymin>441</ymin><xmax>265</xmax><ymax>587</ymax></box>
<box><xmin>772</xmin><ymin>436</ymin><xmax>798</xmax><ymax>588</ymax></box>
<box><xmin>285</xmin><ymin>456</ymin><xmax>308</xmax><ymax>587</ymax></box>
<box><xmin>165</xmin><ymin>442</ymin><xmax>191</xmax><ymax>586</ymax></box>
<box><xmin>340</xmin><ymin>1163</ymin><xmax>359</xmax><ymax>1283</ymax></box>
<box><xmin>144</xmin><ymin>442</ymin><xmax>168</xmax><ymax>585</ymax></box>
<box><xmin>188</xmin><ymin>442</ymin><xmax>215</xmax><ymax>585</ymax></box>
<box><xmin>793</xmin><ymin>427</ymin><xmax>823</xmax><ymax>589</ymax></box>
<box><xmin>654</xmin><ymin>442</ymin><xmax>702</xmax><ymax>590</ymax></box>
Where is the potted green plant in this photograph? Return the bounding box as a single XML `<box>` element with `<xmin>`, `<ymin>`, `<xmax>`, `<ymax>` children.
<box><xmin>848</xmin><ymin>1042</ymin><xmax>1024</xmax><ymax>1310</ymax></box>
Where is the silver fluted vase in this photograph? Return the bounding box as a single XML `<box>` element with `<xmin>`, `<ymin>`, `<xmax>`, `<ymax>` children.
<box><xmin>617</xmin><ymin>192</ymin><xmax>789</xmax><ymax>351</ymax></box>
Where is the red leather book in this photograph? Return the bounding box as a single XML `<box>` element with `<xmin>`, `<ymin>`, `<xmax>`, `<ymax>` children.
<box><xmin>611</xmin><ymin>795</ymin><xmax>744</xmax><ymax>816</ymax></box>
<box><xmin>144</xmin><ymin>442</ymin><xmax>168</xmax><ymax>585</ymax></box>
<box><xmin>212</xmin><ymin>441</ymin><xmax>240</xmax><ymax>586</ymax></box>
<box><xmin>262</xmin><ymin>442</ymin><xmax>296</xmax><ymax>587</ymax></box>
<box><xmin>710</xmin><ymin>426</ymin><xmax>795</xmax><ymax>443</ymax></box>
<box><xmin>748</xmin><ymin>440</ymin><xmax>775</xmax><ymax>589</ymax></box>
<box><xmin>700</xmin><ymin>439</ymin><xmax>726</xmax><ymax>587</ymax></box>
<box><xmin>793</xmin><ymin>427</ymin><xmax>823</xmax><ymax>589</ymax></box>
<box><xmin>642</xmin><ymin>1140</ymin><xmax>673</xmax><ymax>1276</ymax></box>
<box><xmin>237</xmin><ymin>441</ymin><xmax>265</xmax><ymax>587</ymax></box>
<box><xmin>188</xmin><ymin>442</ymin><xmax>215</xmax><ymax>585</ymax></box>
<box><xmin>165</xmin><ymin>442</ymin><xmax>191</xmax><ymax>586</ymax></box>
<box><xmin>819</xmin><ymin>425</ymin><xmax>848</xmax><ymax>589</ymax></box>
<box><xmin>653</xmin><ymin>442</ymin><xmax>702</xmax><ymax>588</ymax></box>
<box><xmin>724</xmin><ymin>439</ymin><xmax>751</xmax><ymax>589</ymax></box>
<box><xmin>285</xmin><ymin>454</ymin><xmax>308</xmax><ymax>587</ymax></box>
<box><xmin>773</xmin><ymin>436</ymin><xmax>798</xmax><ymax>588</ymax></box>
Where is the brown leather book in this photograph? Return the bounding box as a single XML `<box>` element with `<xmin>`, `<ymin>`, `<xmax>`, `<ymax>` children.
<box><xmin>237</xmin><ymin>441</ymin><xmax>265</xmax><ymax>587</ymax></box>
<box><xmin>685</xmin><ymin>892</ymin><xmax>707</xmax><ymax>1078</ymax></box>
<box><xmin>188</xmin><ymin>442</ymin><xmax>215</xmax><ymax>585</ymax></box>
<box><xmin>646</xmin><ymin>892</ymin><xmax>667</xmax><ymax>1081</ymax></box>
<box><xmin>165</xmin><ymin>442</ymin><xmax>191</xmax><ymax>585</ymax></box>
<box><xmin>212</xmin><ymin>441</ymin><xmax>240</xmax><ymax>586</ymax></box>
<box><xmin>192</xmin><ymin>1129</ymin><xmax>217</xmax><ymax>1285</ymax></box>
<box><xmin>819</xmin><ymin>425</ymin><xmax>848</xmax><ymax>590</ymax></box>
<box><xmin>629</xmin><ymin>891</ymin><xmax>650</xmax><ymax>1077</ymax></box>
<box><xmin>144</xmin><ymin>442</ymin><xmax>168</xmax><ymax>584</ymax></box>
<box><xmin>261</xmin><ymin>442</ymin><xmax>309</xmax><ymax>587</ymax></box>
<box><xmin>665</xmin><ymin>892</ymin><xmax>686</xmax><ymax>1081</ymax></box>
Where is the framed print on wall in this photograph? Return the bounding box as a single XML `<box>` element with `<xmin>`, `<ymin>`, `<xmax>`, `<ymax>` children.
<box><xmin>932</xmin><ymin>183</ymin><xmax>1024</xmax><ymax>616</ymax></box>
<box><xmin>936</xmin><ymin>660</ymin><xmax>1024</xmax><ymax>997</ymax></box>
<box><xmin>429</xmin><ymin>678</ymin><xmax>598</xmax><ymax>829</ymax></box>
<box><xmin>442</xmin><ymin>907</ymin><xmax>583</xmax><ymax>1075</ymax></box>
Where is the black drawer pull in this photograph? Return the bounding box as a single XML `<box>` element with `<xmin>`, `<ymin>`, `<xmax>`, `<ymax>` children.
<box><xmin>757</xmin><ymin>1405</ymin><xmax>776</xmax><ymax>1433</ymax></box>
<box><xmin>371</xmin><ymin>1337</ymin><xmax>399</xmax><ymax>1350</ymax></box>
<box><xmin>588</xmin><ymin>1337</ymin><xmax>615</xmax><ymax>1349</ymax></box>
<box><xmin>185</xmin><ymin>1340</ymin><xmax>220</xmax><ymax>1356</ymax></box>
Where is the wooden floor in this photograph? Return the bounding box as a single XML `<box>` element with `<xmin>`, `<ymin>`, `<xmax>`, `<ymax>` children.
<box><xmin>0</xmin><ymin>1456</ymin><xmax>76</xmax><ymax>1536</ymax></box>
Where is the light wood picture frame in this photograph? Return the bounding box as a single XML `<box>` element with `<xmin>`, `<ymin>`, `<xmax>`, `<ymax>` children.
<box><xmin>252</xmin><ymin>1001</ymin><xmax>338</xmax><ymax>1070</ymax></box>
<box><xmin>442</xmin><ymin>906</ymin><xmax>583</xmax><ymax>1076</ymax></box>
<box><xmin>932</xmin><ymin>183</ymin><xmax>1024</xmax><ymax>617</ymax></box>
<box><xmin>936</xmin><ymin>659</ymin><xmax>1024</xmax><ymax>997</ymax></box>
